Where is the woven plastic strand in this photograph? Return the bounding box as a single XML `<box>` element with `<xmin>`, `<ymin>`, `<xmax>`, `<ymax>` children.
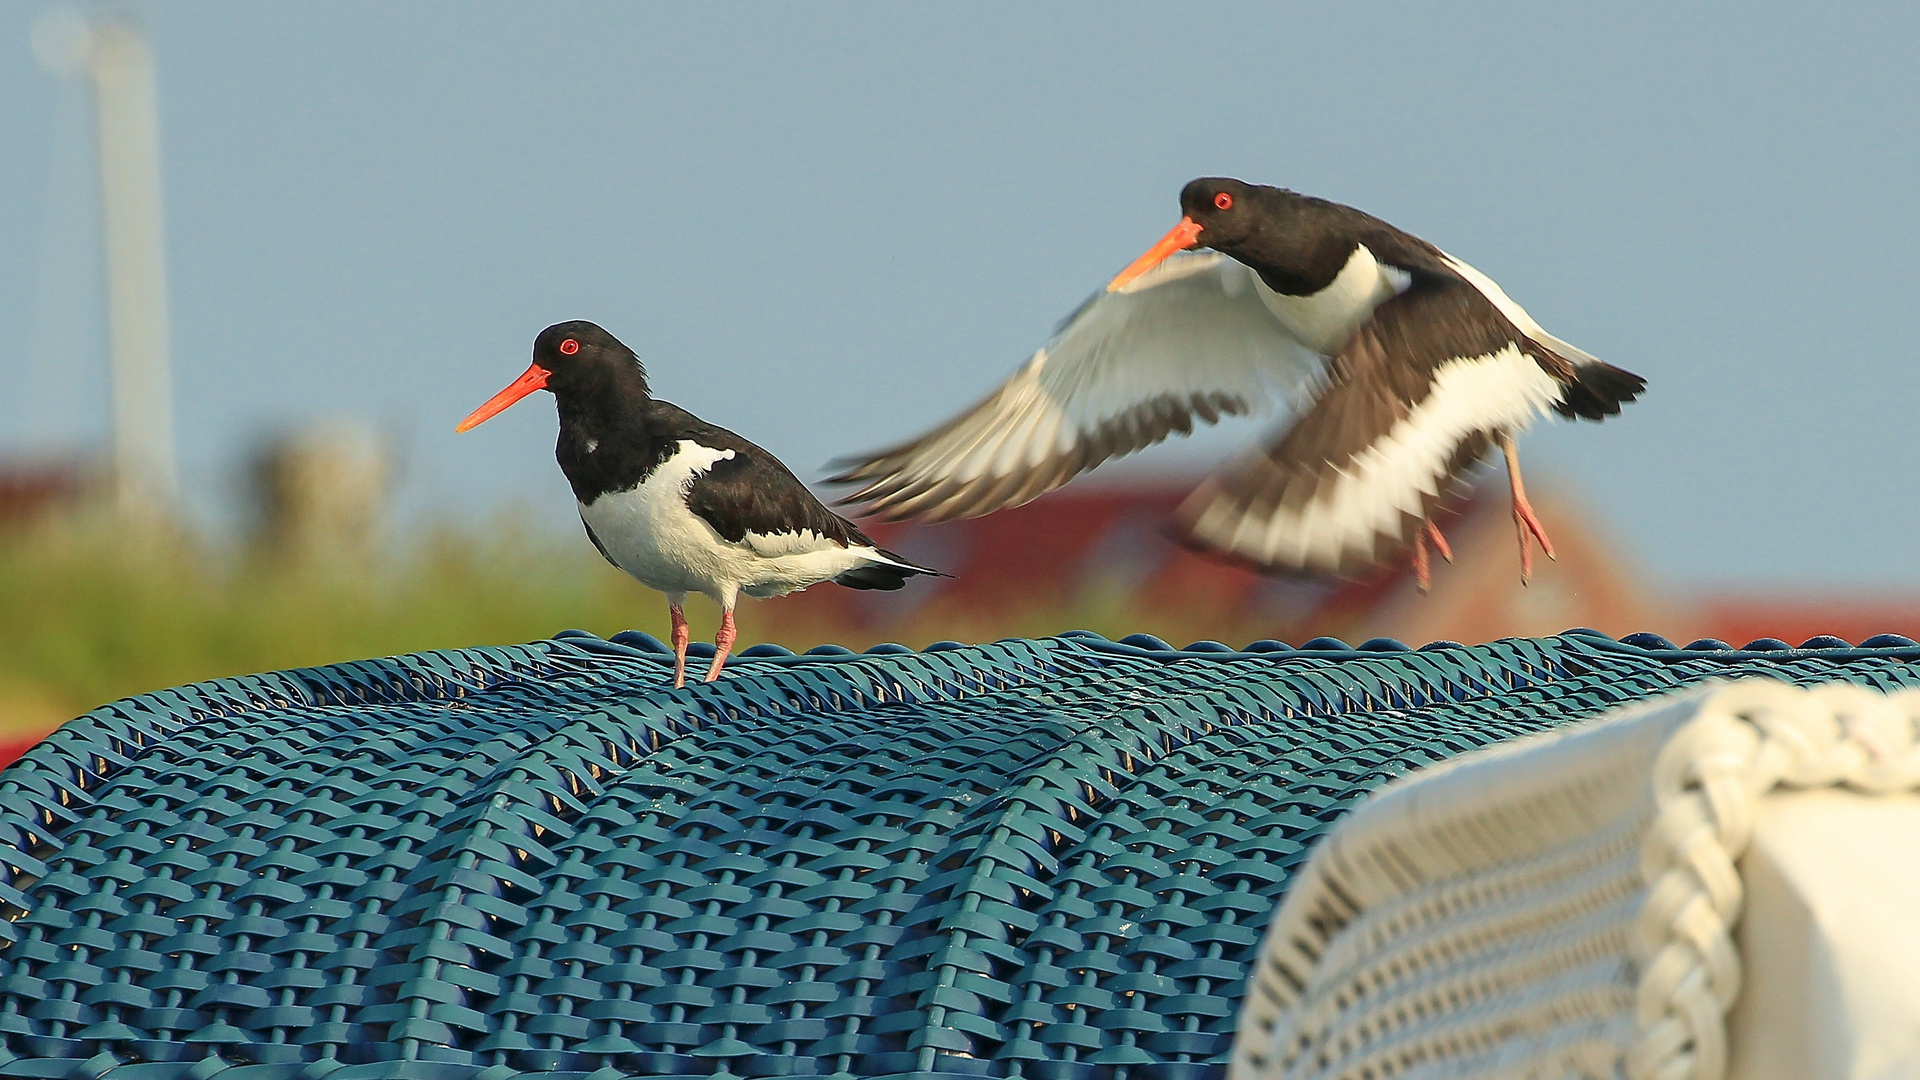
<box><xmin>0</xmin><ymin>629</ymin><xmax>1914</xmax><ymax>1080</ymax></box>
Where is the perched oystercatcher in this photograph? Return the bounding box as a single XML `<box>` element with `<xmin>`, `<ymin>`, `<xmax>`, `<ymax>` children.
<box><xmin>831</xmin><ymin>178</ymin><xmax>1644</xmax><ymax>591</ymax></box>
<box><xmin>457</xmin><ymin>321</ymin><xmax>942</xmax><ymax>687</ymax></box>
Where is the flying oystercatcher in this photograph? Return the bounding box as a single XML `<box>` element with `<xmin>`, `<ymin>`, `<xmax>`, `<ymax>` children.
<box><xmin>458</xmin><ymin>321</ymin><xmax>943</xmax><ymax>687</ymax></box>
<box><xmin>831</xmin><ymin>178</ymin><xmax>1644</xmax><ymax>591</ymax></box>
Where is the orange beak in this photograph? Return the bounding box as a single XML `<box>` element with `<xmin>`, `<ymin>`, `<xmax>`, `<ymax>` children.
<box><xmin>1106</xmin><ymin>216</ymin><xmax>1205</xmax><ymax>292</ymax></box>
<box><xmin>455</xmin><ymin>363</ymin><xmax>550</xmax><ymax>432</ymax></box>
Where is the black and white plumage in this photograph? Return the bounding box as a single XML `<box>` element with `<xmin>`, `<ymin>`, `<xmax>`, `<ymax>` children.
<box><xmin>830</xmin><ymin>178</ymin><xmax>1645</xmax><ymax>589</ymax></box>
<box><xmin>457</xmin><ymin>321</ymin><xmax>941</xmax><ymax>686</ymax></box>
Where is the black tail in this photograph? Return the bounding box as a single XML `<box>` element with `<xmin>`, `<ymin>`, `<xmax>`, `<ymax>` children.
<box><xmin>833</xmin><ymin>549</ymin><xmax>948</xmax><ymax>591</ymax></box>
<box><xmin>1554</xmin><ymin>361</ymin><xmax>1646</xmax><ymax>421</ymax></box>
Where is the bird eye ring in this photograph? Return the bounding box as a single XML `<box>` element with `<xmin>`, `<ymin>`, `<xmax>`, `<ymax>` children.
<box><xmin>559</xmin><ymin>338</ymin><xmax>580</xmax><ymax>355</ymax></box>
<box><xmin>1214</xmin><ymin>192</ymin><xmax>1233</xmax><ymax>210</ymax></box>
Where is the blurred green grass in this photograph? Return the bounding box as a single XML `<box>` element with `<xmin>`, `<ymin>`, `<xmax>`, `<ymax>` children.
<box><xmin>0</xmin><ymin>513</ymin><xmax>1271</xmax><ymax>738</ymax></box>
<box><xmin>0</xmin><ymin>515</ymin><xmax>665</xmax><ymax>734</ymax></box>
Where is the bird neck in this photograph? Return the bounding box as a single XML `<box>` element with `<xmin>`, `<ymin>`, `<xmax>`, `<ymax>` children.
<box><xmin>553</xmin><ymin>373</ymin><xmax>672</xmax><ymax>504</ymax></box>
<box><xmin>1218</xmin><ymin>188</ymin><xmax>1370</xmax><ymax>298</ymax></box>
<box><xmin>554</xmin><ymin>362</ymin><xmax>652</xmax><ymax>442</ymax></box>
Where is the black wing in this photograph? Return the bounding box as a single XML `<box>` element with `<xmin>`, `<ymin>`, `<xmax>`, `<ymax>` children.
<box><xmin>656</xmin><ymin>405</ymin><xmax>872</xmax><ymax>549</ymax></box>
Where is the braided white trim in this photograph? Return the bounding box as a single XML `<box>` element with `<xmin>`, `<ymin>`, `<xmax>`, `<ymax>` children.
<box><xmin>1228</xmin><ymin>679</ymin><xmax>1920</xmax><ymax>1080</ymax></box>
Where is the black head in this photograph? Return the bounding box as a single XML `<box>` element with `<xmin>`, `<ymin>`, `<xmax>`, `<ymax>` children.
<box><xmin>456</xmin><ymin>320</ymin><xmax>649</xmax><ymax>433</ymax></box>
<box><xmin>531</xmin><ymin>321</ymin><xmax>648</xmax><ymax>392</ymax></box>
<box><xmin>1107</xmin><ymin>176</ymin><xmax>1267</xmax><ymax>292</ymax></box>
<box><xmin>1177</xmin><ymin>177</ymin><xmax>1261</xmax><ymax>250</ymax></box>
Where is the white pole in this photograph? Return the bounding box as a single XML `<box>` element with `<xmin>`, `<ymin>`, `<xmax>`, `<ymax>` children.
<box><xmin>86</xmin><ymin>17</ymin><xmax>177</xmax><ymax>514</ymax></box>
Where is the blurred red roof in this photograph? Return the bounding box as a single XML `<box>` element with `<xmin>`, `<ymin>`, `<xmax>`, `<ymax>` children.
<box><xmin>773</xmin><ymin>481</ymin><xmax>1920</xmax><ymax>650</ymax></box>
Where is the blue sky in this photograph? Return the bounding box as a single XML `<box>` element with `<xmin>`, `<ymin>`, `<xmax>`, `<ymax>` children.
<box><xmin>1</xmin><ymin>3</ymin><xmax>1916</xmax><ymax>589</ymax></box>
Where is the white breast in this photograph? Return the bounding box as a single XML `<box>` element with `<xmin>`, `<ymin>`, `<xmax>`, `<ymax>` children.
<box><xmin>580</xmin><ymin>441</ymin><xmax>739</xmax><ymax>598</ymax></box>
<box><xmin>1255</xmin><ymin>244</ymin><xmax>1411</xmax><ymax>355</ymax></box>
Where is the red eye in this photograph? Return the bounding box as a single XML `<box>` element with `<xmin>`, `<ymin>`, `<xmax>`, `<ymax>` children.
<box><xmin>1214</xmin><ymin>192</ymin><xmax>1233</xmax><ymax>210</ymax></box>
<box><xmin>559</xmin><ymin>338</ymin><xmax>580</xmax><ymax>355</ymax></box>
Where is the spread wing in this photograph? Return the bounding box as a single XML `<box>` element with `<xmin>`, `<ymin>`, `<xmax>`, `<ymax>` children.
<box><xmin>828</xmin><ymin>250</ymin><xmax>1324</xmax><ymax>522</ymax></box>
<box><xmin>1175</xmin><ymin>269</ymin><xmax>1568</xmax><ymax>575</ymax></box>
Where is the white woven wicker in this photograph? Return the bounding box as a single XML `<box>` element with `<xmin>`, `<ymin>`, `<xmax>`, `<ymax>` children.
<box><xmin>1228</xmin><ymin>679</ymin><xmax>1920</xmax><ymax>1080</ymax></box>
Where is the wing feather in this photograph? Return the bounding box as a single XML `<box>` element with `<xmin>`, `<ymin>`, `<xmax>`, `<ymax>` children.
<box><xmin>829</xmin><ymin>251</ymin><xmax>1323</xmax><ymax>522</ymax></box>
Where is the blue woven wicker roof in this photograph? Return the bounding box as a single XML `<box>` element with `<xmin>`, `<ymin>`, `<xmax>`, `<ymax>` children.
<box><xmin>2</xmin><ymin>628</ymin><xmax>1918</xmax><ymax>1080</ymax></box>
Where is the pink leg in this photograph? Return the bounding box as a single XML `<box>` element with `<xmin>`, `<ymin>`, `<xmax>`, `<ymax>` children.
<box><xmin>1411</xmin><ymin>519</ymin><xmax>1452</xmax><ymax>594</ymax></box>
<box><xmin>1426</xmin><ymin>519</ymin><xmax>1454</xmax><ymax>565</ymax></box>
<box><xmin>669</xmin><ymin>602</ymin><xmax>690</xmax><ymax>688</ymax></box>
<box><xmin>1503</xmin><ymin>434</ymin><xmax>1556</xmax><ymax>586</ymax></box>
<box><xmin>704</xmin><ymin>607</ymin><xmax>737</xmax><ymax>683</ymax></box>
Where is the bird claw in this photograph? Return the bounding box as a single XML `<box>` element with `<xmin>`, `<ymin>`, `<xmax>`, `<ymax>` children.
<box><xmin>1501</xmin><ymin>434</ymin><xmax>1555</xmax><ymax>587</ymax></box>
<box><xmin>1512</xmin><ymin>497</ymin><xmax>1556</xmax><ymax>586</ymax></box>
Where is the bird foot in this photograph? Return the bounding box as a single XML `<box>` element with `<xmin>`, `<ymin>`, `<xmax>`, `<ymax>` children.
<box><xmin>1512</xmin><ymin>496</ymin><xmax>1556</xmax><ymax>586</ymax></box>
<box><xmin>670</xmin><ymin>604</ymin><xmax>690</xmax><ymax>688</ymax></box>
<box><xmin>704</xmin><ymin>609</ymin><xmax>737</xmax><ymax>683</ymax></box>
<box><xmin>1427</xmin><ymin>519</ymin><xmax>1453</xmax><ymax>564</ymax></box>
<box><xmin>1411</xmin><ymin>520</ymin><xmax>1452</xmax><ymax>594</ymax></box>
<box><xmin>1501</xmin><ymin>435</ymin><xmax>1555</xmax><ymax>587</ymax></box>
